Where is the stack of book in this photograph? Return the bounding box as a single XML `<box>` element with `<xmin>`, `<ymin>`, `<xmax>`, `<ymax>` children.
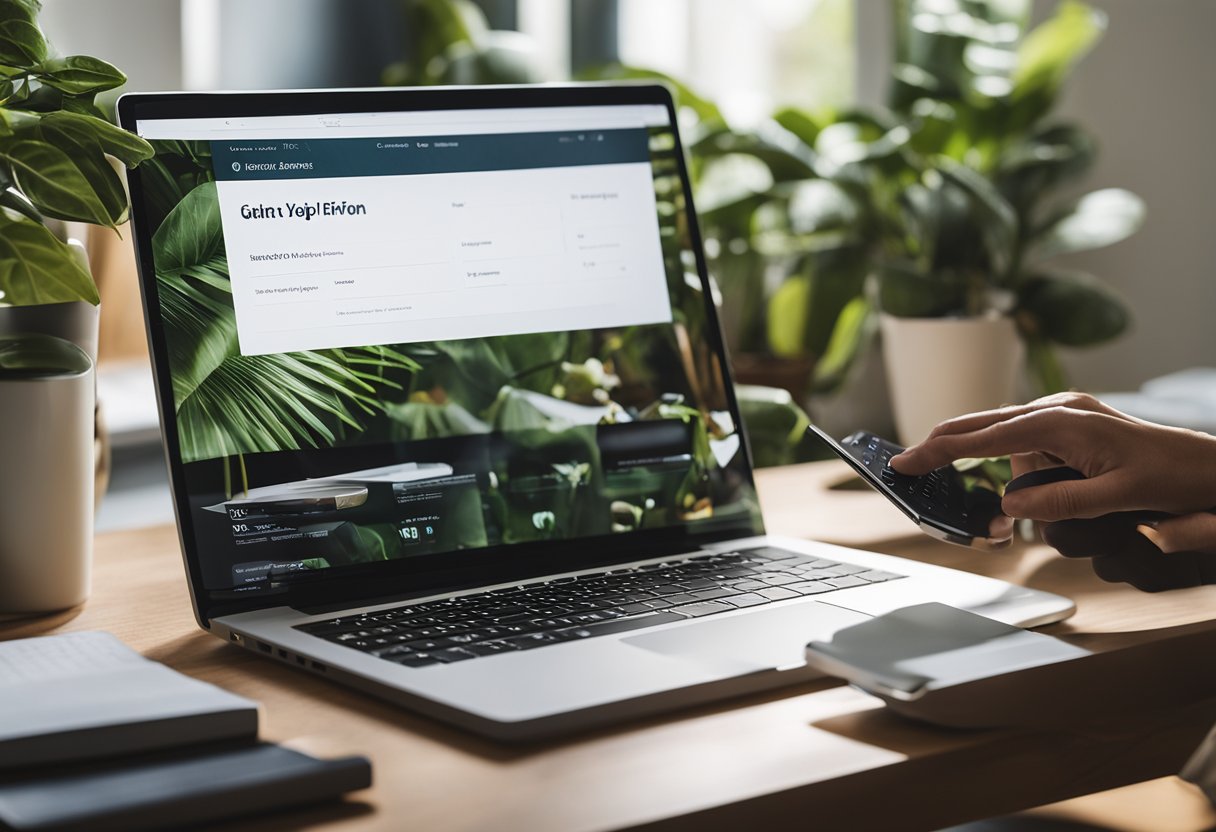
<box><xmin>0</xmin><ymin>631</ymin><xmax>371</xmax><ymax>831</ymax></box>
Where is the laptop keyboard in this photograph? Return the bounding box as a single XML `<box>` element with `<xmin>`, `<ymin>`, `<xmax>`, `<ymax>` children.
<box><xmin>295</xmin><ymin>546</ymin><xmax>904</xmax><ymax>668</ymax></box>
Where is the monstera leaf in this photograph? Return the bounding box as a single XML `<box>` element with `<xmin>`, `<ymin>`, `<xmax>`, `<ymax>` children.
<box><xmin>153</xmin><ymin>181</ymin><xmax>419</xmax><ymax>463</ymax></box>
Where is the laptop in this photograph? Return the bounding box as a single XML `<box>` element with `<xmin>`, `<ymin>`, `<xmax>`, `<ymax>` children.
<box><xmin>118</xmin><ymin>84</ymin><xmax>1073</xmax><ymax>742</ymax></box>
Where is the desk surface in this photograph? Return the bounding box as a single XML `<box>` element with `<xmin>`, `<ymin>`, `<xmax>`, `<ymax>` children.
<box><xmin>6</xmin><ymin>460</ymin><xmax>1216</xmax><ymax>832</ymax></box>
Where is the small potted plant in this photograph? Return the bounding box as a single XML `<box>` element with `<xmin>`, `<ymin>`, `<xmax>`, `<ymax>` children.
<box><xmin>0</xmin><ymin>0</ymin><xmax>153</xmax><ymax>612</ymax></box>
<box><xmin>861</xmin><ymin>0</ymin><xmax>1142</xmax><ymax>442</ymax></box>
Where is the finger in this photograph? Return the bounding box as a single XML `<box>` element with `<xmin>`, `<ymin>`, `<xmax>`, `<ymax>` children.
<box><xmin>892</xmin><ymin>409</ymin><xmax>1077</xmax><ymax>475</ymax></box>
<box><xmin>1002</xmin><ymin>474</ymin><xmax>1136</xmax><ymax>522</ymax></box>
<box><xmin>912</xmin><ymin>393</ymin><xmax>1120</xmax><ymax>444</ymax></box>
<box><xmin>1138</xmin><ymin>512</ymin><xmax>1216</xmax><ymax>555</ymax></box>
<box><xmin>1010</xmin><ymin>451</ymin><xmax>1062</xmax><ymax>479</ymax></box>
<box><xmin>988</xmin><ymin>514</ymin><xmax>1014</xmax><ymax>541</ymax></box>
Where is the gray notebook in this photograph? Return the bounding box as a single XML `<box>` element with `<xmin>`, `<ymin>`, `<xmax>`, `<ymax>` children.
<box><xmin>0</xmin><ymin>631</ymin><xmax>258</xmax><ymax>769</ymax></box>
<box><xmin>0</xmin><ymin>743</ymin><xmax>372</xmax><ymax>831</ymax></box>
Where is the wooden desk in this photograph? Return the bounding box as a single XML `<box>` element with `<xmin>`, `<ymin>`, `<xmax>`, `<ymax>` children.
<box><xmin>6</xmin><ymin>460</ymin><xmax>1216</xmax><ymax>832</ymax></box>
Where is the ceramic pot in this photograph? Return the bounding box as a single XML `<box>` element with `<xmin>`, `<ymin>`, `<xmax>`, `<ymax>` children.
<box><xmin>880</xmin><ymin>313</ymin><xmax>1024</xmax><ymax>446</ymax></box>
<box><xmin>0</xmin><ymin>338</ymin><xmax>95</xmax><ymax>613</ymax></box>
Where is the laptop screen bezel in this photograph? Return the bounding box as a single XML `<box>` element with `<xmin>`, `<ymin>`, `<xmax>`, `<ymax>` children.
<box><xmin>118</xmin><ymin>83</ymin><xmax>765</xmax><ymax>628</ymax></box>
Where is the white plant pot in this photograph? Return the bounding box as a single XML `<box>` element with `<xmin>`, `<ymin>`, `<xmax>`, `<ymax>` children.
<box><xmin>0</xmin><ymin>240</ymin><xmax>99</xmax><ymax>615</ymax></box>
<box><xmin>880</xmin><ymin>313</ymin><xmax>1025</xmax><ymax>446</ymax></box>
<box><xmin>0</xmin><ymin>354</ymin><xmax>95</xmax><ymax>614</ymax></box>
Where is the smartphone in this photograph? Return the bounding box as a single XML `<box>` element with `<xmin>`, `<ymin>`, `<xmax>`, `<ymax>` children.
<box><xmin>806</xmin><ymin>425</ymin><xmax>1011</xmax><ymax>549</ymax></box>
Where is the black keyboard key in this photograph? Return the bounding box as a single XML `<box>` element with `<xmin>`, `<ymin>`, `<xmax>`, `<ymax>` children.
<box><xmin>505</xmin><ymin>632</ymin><xmax>561</xmax><ymax>650</ymax></box>
<box><xmin>689</xmin><ymin>587</ymin><xmax>735</xmax><ymax>601</ymax></box>
<box><xmin>619</xmin><ymin>602</ymin><xmax>655</xmax><ymax>614</ymax></box>
<box><xmin>431</xmin><ymin>648</ymin><xmax>477</xmax><ymax>663</ymax></box>
<box><xmin>466</xmin><ymin>640</ymin><xmax>519</xmax><ymax>655</ymax></box>
<box><xmin>392</xmin><ymin>652</ymin><xmax>439</xmax><ymax>668</ymax></box>
<box><xmin>662</xmin><ymin>593</ymin><xmax>700</xmax><ymax>606</ymax></box>
<box><xmin>651</xmin><ymin>584</ymin><xmax>687</xmax><ymax>596</ymax></box>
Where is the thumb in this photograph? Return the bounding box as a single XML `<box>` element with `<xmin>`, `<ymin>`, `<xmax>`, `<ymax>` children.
<box><xmin>1137</xmin><ymin>512</ymin><xmax>1216</xmax><ymax>555</ymax></box>
<box><xmin>1001</xmin><ymin>475</ymin><xmax>1129</xmax><ymax>522</ymax></box>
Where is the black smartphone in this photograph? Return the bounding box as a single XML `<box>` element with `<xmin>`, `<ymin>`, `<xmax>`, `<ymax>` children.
<box><xmin>806</xmin><ymin>425</ymin><xmax>1011</xmax><ymax>549</ymax></box>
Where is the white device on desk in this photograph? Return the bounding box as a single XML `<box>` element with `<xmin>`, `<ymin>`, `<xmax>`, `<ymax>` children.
<box><xmin>118</xmin><ymin>85</ymin><xmax>1074</xmax><ymax>742</ymax></box>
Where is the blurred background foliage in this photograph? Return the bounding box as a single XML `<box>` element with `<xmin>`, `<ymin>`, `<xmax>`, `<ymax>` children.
<box><xmin>381</xmin><ymin>0</ymin><xmax>1143</xmax><ymax>463</ymax></box>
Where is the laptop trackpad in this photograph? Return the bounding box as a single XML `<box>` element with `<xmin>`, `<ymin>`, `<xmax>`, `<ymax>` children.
<box><xmin>623</xmin><ymin>601</ymin><xmax>871</xmax><ymax>672</ymax></box>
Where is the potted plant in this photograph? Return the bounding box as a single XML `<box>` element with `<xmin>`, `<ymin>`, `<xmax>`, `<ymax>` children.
<box><xmin>0</xmin><ymin>0</ymin><xmax>153</xmax><ymax>339</ymax></box>
<box><xmin>762</xmin><ymin>0</ymin><xmax>1142</xmax><ymax>442</ymax></box>
<box><xmin>0</xmin><ymin>0</ymin><xmax>154</xmax><ymax>612</ymax></box>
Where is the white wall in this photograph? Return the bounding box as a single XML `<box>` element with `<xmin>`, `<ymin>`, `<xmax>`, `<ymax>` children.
<box><xmin>37</xmin><ymin>0</ymin><xmax>182</xmax><ymax>91</ymax></box>
<box><xmin>1049</xmin><ymin>0</ymin><xmax>1216</xmax><ymax>391</ymax></box>
<box><xmin>859</xmin><ymin>0</ymin><xmax>1216</xmax><ymax>393</ymax></box>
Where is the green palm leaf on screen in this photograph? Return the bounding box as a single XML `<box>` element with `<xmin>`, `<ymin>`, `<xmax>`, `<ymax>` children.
<box><xmin>154</xmin><ymin>181</ymin><xmax>420</xmax><ymax>463</ymax></box>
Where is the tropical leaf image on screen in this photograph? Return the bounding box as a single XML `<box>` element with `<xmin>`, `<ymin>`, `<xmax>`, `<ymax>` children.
<box><xmin>148</xmin><ymin>143</ymin><xmax>420</xmax><ymax>464</ymax></box>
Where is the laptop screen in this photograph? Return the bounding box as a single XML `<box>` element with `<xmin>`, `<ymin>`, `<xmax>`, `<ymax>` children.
<box><xmin>127</xmin><ymin>92</ymin><xmax>762</xmax><ymax>605</ymax></box>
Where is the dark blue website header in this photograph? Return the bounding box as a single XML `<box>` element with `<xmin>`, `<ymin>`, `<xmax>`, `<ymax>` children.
<box><xmin>210</xmin><ymin>128</ymin><xmax>650</xmax><ymax>181</ymax></box>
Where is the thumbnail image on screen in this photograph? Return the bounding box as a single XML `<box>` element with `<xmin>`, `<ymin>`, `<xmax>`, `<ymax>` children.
<box><xmin>137</xmin><ymin>112</ymin><xmax>761</xmax><ymax>598</ymax></box>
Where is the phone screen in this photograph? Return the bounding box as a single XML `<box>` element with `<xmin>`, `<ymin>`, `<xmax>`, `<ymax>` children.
<box><xmin>806</xmin><ymin>425</ymin><xmax>1009</xmax><ymax>547</ymax></box>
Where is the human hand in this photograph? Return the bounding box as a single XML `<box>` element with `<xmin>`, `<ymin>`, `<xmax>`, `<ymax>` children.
<box><xmin>890</xmin><ymin>393</ymin><xmax>1216</xmax><ymax>590</ymax></box>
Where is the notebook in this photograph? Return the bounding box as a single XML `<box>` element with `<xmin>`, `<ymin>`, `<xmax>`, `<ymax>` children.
<box><xmin>0</xmin><ymin>631</ymin><xmax>257</xmax><ymax>768</ymax></box>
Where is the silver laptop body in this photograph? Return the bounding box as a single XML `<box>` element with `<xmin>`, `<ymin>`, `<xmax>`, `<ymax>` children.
<box><xmin>119</xmin><ymin>84</ymin><xmax>1073</xmax><ymax>742</ymax></box>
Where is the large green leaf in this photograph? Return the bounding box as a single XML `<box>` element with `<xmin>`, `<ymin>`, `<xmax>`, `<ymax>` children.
<box><xmin>38</xmin><ymin>111</ymin><xmax>154</xmax><ymax>167</ymax></box>
<box><xmin>936</xmin><ymin>155</ymin><xmax>1018</xmax><ymax>280</ymax></box>
<box><xmin>1019</xmin><ymin>270</ymin><xmax>1129</xmax><ymax>346</ymax></box>
<box><xmin>0</xmin><ymin>212</ymin><xmax>97</xmax><ymax>304</ymax></box>
<box><xmin>785</xmin><ymin>178</ymin><xmax>860</xmax><ymax>235</ymax></box>
<box><xmin>1010</xmin><ymin>0</ymin><xmax>1105</xmax><ymax>127</ymax></box>
<box><xmin>35</xmin><ymin>55</ymin><xmax>126</xmax><ymax>95</ymax></box>
<box><xmin>152</xmin><ymin>180</ymin><xmax>223</xmax><ymax>274</ymax></box>
<box><xmin>427</xmin><ymin>333</ymin><xmax>570</xmax><ymax>412</ymax></box>
<box><xmin>0</xmin><ymin>184</ymin><xmax>40</xmax><ymax>222</ymax></box>
<box><xmin>385</xmin><ymin>400</ymin><xmax>488</xmax><ymax>440</ymax></box>
<box><xmin>0</xmin><ymin>138</ymin><xmax>121</xmax><ymax>225</ymax></box>
<box><xmin>813</xmin><ymin>296</ymin><xmax>876</xmax><ymax>393</ymax></box>
<box><xmin>693</xmin><ymin>153</ymin><xmax>773</xmax><ymax>216</ymax></box>
<box><xmin>877</xmin><ymin>260</ymin><xmax>965</xmax><ymax>318</ymax></box>
<box><xmin>772</xmin><ymin>107</ymin><xmax>822</xmax><ymax>149</ymax></box>
<box><xmin>735</xmin><ymin>384</ymin><xmax>809</xmax><ymax>469</ymax></box>
<box><xmin>0</xmin><ymin>12</ymin><xmax>44</xmax><ymax>67</ymax></box>
<box><xmin>1029</xmin><ymin>187</ymin><xmax>1145</xmax><ymax>260</ymax></box>
<box><xmin>692</xmin><ymin>126</ymin><xmax>816</xmax><ymax>184</ymax></box>
<box><xmin>153</xmin><ymin>180</ymin><xmax>418</xmax><ymax>462</ymax></box>
<box><xmin>996</xmin><ymin>122</ymin><xmax>1095</xmax><ymax>215</ymax></box>
<box><xmin>766</xmin><ymin>243</ymin><xmax>867</xmax><ymax>359</ymax></box>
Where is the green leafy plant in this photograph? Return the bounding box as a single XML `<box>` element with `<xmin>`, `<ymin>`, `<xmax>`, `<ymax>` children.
<box><xmin>579</xmin><ymin>0</ymin><xmax>1143</xmax><ymax>398</ymax></box>
<box><xmin>0</xmin><ymin>0</ymin><xmax>154</xmax><ymax>307</ymax></box>
<box><xmin>619</xmin><ymin>0</ymin><xmax>1141</xmax><ymax>395</ymax></box>
<box><xmin>800</xmin><ymin>0</ymin><xmax>1144</xmax><ymax>393</ymax></box>
<box><xmin>382</xmin><ymin>0</ymin><xmax>543</xmax><ymax>87</ymax></box>
<box><xmin>142</xmin><ymin>144</ymin><xmax>421</xmax><ymax>469</ymax></box>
